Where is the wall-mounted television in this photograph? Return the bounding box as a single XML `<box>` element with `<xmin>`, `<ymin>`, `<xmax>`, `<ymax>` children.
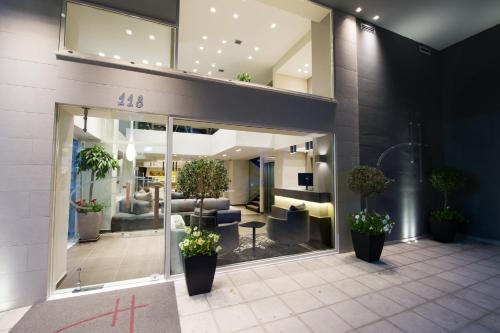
<box><xmin>298</xmin><ymin>173</ymin><xmax>313</xmax><ymax>190</ymax></box>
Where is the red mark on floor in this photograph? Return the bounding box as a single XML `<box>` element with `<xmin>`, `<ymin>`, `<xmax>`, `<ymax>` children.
<box><xmin>53</xmin><ymin>295</ymin><xmax>148</xmax><ymax>333</ymax></box>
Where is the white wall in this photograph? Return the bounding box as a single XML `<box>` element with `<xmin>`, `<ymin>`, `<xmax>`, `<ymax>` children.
<box><xmin>274</xmin><ymin>151</ymin><xmax>307</xmax><ymax>189</ymax></box>
<box><xmin>273</xmin><ymin>73</ymin><xmax>308</xmax><ymax>94</ymax></box>
<box><xmin>224</xmin><ymin>160</ymin><xmax>249</xmax><ymax>205</ymax></box>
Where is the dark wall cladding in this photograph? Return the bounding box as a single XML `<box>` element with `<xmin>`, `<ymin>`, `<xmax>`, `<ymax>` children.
<box><xmin>440</xmin><ymin>24</ymin><xmax>500</xmax><ymax>241</ymax></box>
<box><xmin>87</xmin><ymin>0</ymin><xmax>179</xmax><ymax>25</ymax></box>
<box><xmin>356</xmin><ymin>21</ymin><xmax>443</xmax><ymax>242</ymax></box>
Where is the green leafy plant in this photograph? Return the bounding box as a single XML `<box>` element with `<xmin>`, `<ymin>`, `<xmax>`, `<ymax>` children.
<box><xmin>430</xmin><ymin>167</ymin><xmax>467</xmax><ymax>223</ymax></box>
<box><xmin>75</xmin><ymin>199</ymin><xmax>104</xmax><ymax>214</ymax></box>
<box><xmin>349</xmin><ymin>210</ymin><xmax>395</xmax><ymax>236</ymax></box>
<box><xmin>237</xmin><ymin>72</ymin><xmax>252</xmax><ymax>82</ymax></box>
<box><xmin>347</xmin><ymin>165</ymin><xmax>390</xmax><ymax>210</ymax></box>
<box><xmin>77</xmin><ymin>145</ymin><xmax>118</xmax><ymax>201</ymax></box>
<box><xmin>176</xmin><ymin>159</ymin><xmax>229</xmax><ymax>227</ymax></box>
<box><xmin>179</xmin><ymin>226</ymin><xmax>221</xmax><ymax>257</ymax></box>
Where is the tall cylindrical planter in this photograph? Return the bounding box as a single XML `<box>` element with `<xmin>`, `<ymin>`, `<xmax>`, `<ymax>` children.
<box><xmin>182</xmin><ymin>253</ymin><xmax>218</xmax><ymax>296</ymax></box>
<box><xmin>430</xmin><ymin>218</ymin><xmax>457</xmax><ymax>243</ymax></box>
<box><xmin>77</xmin><ymin>211</ymin><xmax>103</xmax><ymax>242</ymax></box>
<box><xmin>351</xmin><ymin>230</ymin><xmax>385</xmax><ymax>262</ymax></box>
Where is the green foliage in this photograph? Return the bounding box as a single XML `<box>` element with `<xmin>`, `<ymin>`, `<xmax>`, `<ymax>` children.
<box><xmin>75</xmin><ymin>199</ymin><xmax>104</xmax><ymax>214</ymax></box>
<box><xmin>430</xmin><ymin>167</ymin><xmax>466</xmax><ymax>208</ymax></box>
<box><xmin>77</xmin><ymin>145</ymin><xmax>119</xmax><ymax>180</ymax></box>
<box><xmin>237</xmin><ymin>72</ymin><xmax>252</xmax><ymax>82</ymax></box>
<box><xmin>177</xmin><ymin>159</ymin><xmax>229</xmax><ymax>202</ymax></box>
<box><xmin>349</xmin><ymin>210</ymin><xmax>395</xmax><ymax>236</ymax></box>
<box><xmin>431</xmin><ymin>208</ymin><xmax>466</xmax><ymax>223</ymax></box>
<box><xmin>347</xmin><ymin>166</ymin><xmax>390</xmax><ymax>209</ymax></box>
<box><xmin>179</xmin><ymin>226</ymin><xmax>221</xmax><ymax>257</ymax></box>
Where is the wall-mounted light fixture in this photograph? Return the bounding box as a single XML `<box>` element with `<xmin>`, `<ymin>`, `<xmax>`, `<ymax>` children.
<box><xmin>315</xmin><ymin>154</ymin><xmax>327</xmax><ymax>163</ymax></box>
<box><xmin>289</xmin><ymin>145</ymin><xmax>297</xmax><ymax>154</ymax></box>
<box><xmin>82</xmin><ymin>107</ymin><xmax>89</xmax><ymax>132</ymax></box>
<box><xmin>305</xmin><ymin>141</ymin><xmax>314</xmax><ymax>150</ymax></box>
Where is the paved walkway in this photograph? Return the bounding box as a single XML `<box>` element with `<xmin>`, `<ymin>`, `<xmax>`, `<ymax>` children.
<box><xmin>175</xmin><ymin>239</ymin><xmax>500</xmax><ymax>333</ymax></box>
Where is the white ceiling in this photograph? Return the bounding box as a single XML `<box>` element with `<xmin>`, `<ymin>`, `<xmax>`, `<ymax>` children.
<box><xmin>276</xmin><ymin>41</ymin><xmax>312</xmax><ymax>79</ymax></box>
<box><xmin>320</xmin><ymin>0</ymin><xmax>500</xmax><ymax>50</ymax></box>
<box><xmin>178</xmin><ymin>0</ymin><xmax>315</xmax><ymax>84</ymax></box>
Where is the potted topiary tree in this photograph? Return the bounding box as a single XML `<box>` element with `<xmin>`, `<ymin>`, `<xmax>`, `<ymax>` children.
<box><xmin>429</xmin><ymin>167</ymin><xmax>466</xmax><ymax>242</ymax></box>
<box><xmin>76</xmin><ymin>145</ymin><xmax>118</xmax><ymax>242</ymax></box>
<box><xmin>347</xmin><ymin>166</ymin><xmax>394</xmax><ymax>262</ymax></box>
<box><xmin>176</xmin><ymin>159</ymin><xmax>229</xmax><ymax>295</ymax></box>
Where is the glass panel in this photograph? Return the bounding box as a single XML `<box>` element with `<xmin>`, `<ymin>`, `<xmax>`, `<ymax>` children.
<box><xmin>64</xmin><ymin>1</ymin><xmax>175</xmax><ymax>68</ymax></box>
<box><xmin>178</xmin><ymin>0</ymin><xmax>333</xmax><ymax>98</ymax></box>
<box><xmin>170</xmin><ymin>119</ymin><xmax>334</xmax><ymax>273</ymax></box>
<box><xmin>52</xmin><ymin>105</ymin><xmax>167</xmax><ymax>292</ymax></box>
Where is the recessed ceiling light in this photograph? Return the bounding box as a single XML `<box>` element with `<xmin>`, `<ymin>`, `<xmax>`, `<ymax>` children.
<box><xmin>270</xmin><ymin>23</ymin><xmax>277</xmax><ymax>29</ymax></box>
<box><xmin>248</xmin><ymin>55</ymin><xmax>253</xmax><ymax>60</ymax></box>
<box><xmin>304</xmin><ymin>70</ymin><xmax>309</xmax><ymax>74</ymax></box>
<box><xmin>98</xmin><ymin>52</ymin><xmax>105</xmax><ymax>57</ymax></box>
<box><xmin>298</xmin><ymin>68</ymin><xmax>302</xmax><ymax>73</ymax></box>
<box><xmin>210</xmin><ymin>7</ymin><xmax>216</xmax><ymax>13</ymax></box>
<box><xmin>222</xmin><ymin>40</ymin><xmax>227</xmax><ymax>44</ymax></box>
<box><xmin>208</xmin><ymin>71</ymin><xmax>212</xmax><ymax>75</ymax></box>
<box><xmin>202</xmin><ymin>35</ymin><xmax>208</xmax><ymax>40</ymax></box>
<box><xmin>156</xmin><ymin>62</ymin><xmax>162</xmax><ymax>66</ymax></box>
<box><xmin>125</xmin><ymin>29</ymin><xmax>133</xmax><ymax>35</ymax></box>
<box><xmin>222</xmin><ymin>154</ymin><xmax>227</xmax><ymax>157</ymax></box>
<box><xmin>235</xmin><ymin>148</ymin><xmax>242</xmax><ymax>152</ymax></box>
<box><xmin>149</xmin><ymin>34</ymin><xmax>156</xmax><ymax>40</ymax></box>
<box><xmin>142</xmin><ymin>59</ymin><xmax>149</xmax><ymax>64</ymax></box>
<box><xmin>373</xmin><ymin>15</ymin><xmax>380</xmax><ymax>20</ymax></box>
<box><xmin>304</xmin><ymin>63</ymin><xmax>309</xmax><ymax>67</ymax></box>
<box><xmin>217</xmin><ymin>49</ymin><xmax>222</xmax><ymax>54</ymax></box>
<box><xmin>195</xmin><ymin>60</ymin><xmax>200</xmax><ymax>64</ymax></box>
<box><xmin>199</xmin><ymin>46</ymin><xmax>205</xmax><ymax>50</ymax></box>
<box><xmin>233</xmin><ymin>13</ymin><xmax>239</xmax><ymax>19</ymax></box>
<box><xmin>355</xmin><ymin>7</ymin><xmax>362</xmax><ymax>13</ymax></box>
<box><xmin>193</xmin><ymin>68</ymin><xmax>198</xmax><ymax>73</ymax></box>
<box><xmin>254</xmin><ymin>47</ymin><xmax>259</xmax><ymax>51</ymax></box>
<box><xmin>113</xmin><ymin>55</ymin><xmax>121</xmax><ymax>60</ymax></box>
<box><xmin>211</xmin><ymin>63</ymin><xmax>216</xmax><ymax>68</ymax></box>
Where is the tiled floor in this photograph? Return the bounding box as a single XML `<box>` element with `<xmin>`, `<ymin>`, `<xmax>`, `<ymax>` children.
<box><xmin>175</xmin><ymin>239</ymin><xmax>500</xmax><ymax>333</ymax></box>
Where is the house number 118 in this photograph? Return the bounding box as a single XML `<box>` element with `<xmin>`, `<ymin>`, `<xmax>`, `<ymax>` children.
<box><xmin>118</xmin><ymin>93</ymin><xmax>144</xmax><ymax>108</ymax></box>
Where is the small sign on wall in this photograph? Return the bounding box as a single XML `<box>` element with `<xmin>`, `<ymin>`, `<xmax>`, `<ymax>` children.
<box><xmin>118</xmin><ymin>93</ymin><xmax>144</xmax><ymax>108</ymax></box>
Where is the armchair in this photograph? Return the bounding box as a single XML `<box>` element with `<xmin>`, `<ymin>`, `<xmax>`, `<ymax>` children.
<box><xmin>267</xmin><ymin>205</ymin><xmax>310</xmax><ymax>244</ymax></box>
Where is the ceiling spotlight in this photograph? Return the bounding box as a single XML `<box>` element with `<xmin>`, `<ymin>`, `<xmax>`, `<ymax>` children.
<box><xmin>98</xmin><ymin>52</ymin><xmax>105</xmax><ymax>57</ymax></box>
<box><xmin>355</xmin><ymin>7</ymin><xmax>362</xmax><ymax>13</ymax></box>
<box><xmin>113</xmin><ymin>55</ymin><xmax>121</xmax><ymax>60</ymax></box>
<box><xmin>373</xmin><ymin>15</ymin><xmax>380</xmax><ymax>20</ymax></box>
<box><xmin>199</xmin><ymin>46</ymin><xmax>205</xmax><ymax>50</ymax></box>
<box><xmin>211</xmin><ymin>63</ymin><xmax>216</xmax><ymax>67</ymax></box>
<box><xmin>222</xmin><ymin>154</ymin><xmax>227</xmax><ymax>157</ymax></box>
<box><xmin>304</xmin><ymin>63</ymin><xmax>309</xmax><ymax>67</ymax></box>
<box><xmin>193</xmin><ymin>68</ymin><xmax>198</xmax><ymax>73</ymax></box>
<box><xmin>298</xmin><ymin>68</ymin><xmax>302</xmax><ymax>73</ymax></box>
<box><xmin>210</xmin><ymin>7</ymin><xmax>216</xmax><ymax>13</ymax></box>
<box><xmin>142</xmin><ymin>59</ymin><xmax>149</xmax><ymax>64</ymax></box>
<box><xmin>222</xmin><ymin>40</ymin><xmax>227</xmax><ymax>44</ymax></box>
<box><xmin>254</xmin><ymin>47</ymin><xmax>259</xmax><ymax>51</ymax></box>
<box><xmin>195</xmin><ymin>60</ymin><xmax>200</xmax><ymax>64</ymax></box>
<box><xmin>156</xmin><ymin>62</ymin><xmax>162</xmax><ymax>66</ymax></box>
<box><xmin>235</xmin><ymin>148</ymin><xmax>242</xmax><ymax>152</ymax></box>
<box><xmin>217</xmin><ymin>49</ymin><xmax>222</xmax><ymax>54</ymax></box>
<box><xmin>304</xmin><ymin>70</ymin><xmax>309</xmax><ymax>74</ymax></box>
<box><xmin>270</xmin><ymin>23</ymin><xmax>277</xmax><ymax>29</ymax></box>
<box><xmin>202</xmin><ymin>35</ymin><xmax>208</xmax><ymax>40</ymax></box>
<box><xmin>248</xmin><ymin>55</ymin><xmax>253</xmax><ymax>60</ymax></box>
<box><xmin>233</xmin><ymin>13</ymin><xmax>239</xmax><ymax>19</ymax></box>
<box><xmin>208</xmin><ymin>71</ymin><xmax>212</xmax><ymax>75</ymax></box>
<box><xmin>125</xmin><ymin>29</ymin><xmax>133</xmax><ymax>35</ymax></box>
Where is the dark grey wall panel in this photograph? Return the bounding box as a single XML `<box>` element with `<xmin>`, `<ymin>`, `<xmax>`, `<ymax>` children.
<box><xmin>87</xmin><ymin>0</ymin><xmax>178</xmax><ymax>25</ymax></box>
<box><xmin>441</xmin><ymin>24</ymin><xmax>500</xmax><ymax>241</ymax></box>
<box><xmin>356</xmin><ymin>22</ymin><xmax>443</xmax><ymax>241</ymax></box>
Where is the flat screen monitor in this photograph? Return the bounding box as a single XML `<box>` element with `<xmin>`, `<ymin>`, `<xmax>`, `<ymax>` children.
<box><xmin>298</xmin><ymin>173</ymin><xmax>313</xmax><ymax>187</ymax></box>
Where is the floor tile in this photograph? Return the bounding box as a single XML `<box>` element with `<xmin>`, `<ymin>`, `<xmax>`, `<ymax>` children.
<box><xmin>264</xmin><ymin>276</ymin><xmax>302</xmax><ymax>294</ymax></box>
<box><xmin>263</xmin><ymin>316</ymin><xmax>311</xmax><ymax>333</ymax></box>
<box><xmin>435</xmin><ymin>295</ymin><xmax>489</xmax><ymax>320</ymax></box>
<box><xmin>455</xmin><ymin>288</ymin><xmax>500</xmax><ymax>311</ymax></box>
<box><xmin>176</xmin><ymin>294</ymin><xmax>210</xmax><ymax>316</ymax></box>
<box><xmin>299</xmin><ymin>308</ymin><xmax>352</xmax><ymax>333</ymax></box>
<box><xmin>470</xmin><ymin>281</ymin><xmax>500</xmax><ymax>299</ymax></box>
<box><xmin>356</xmin><ymin>293</ymin><xmax>405</xmax><ymax>317</ymax></box>
<box><xmin>394</xmin><ymin>266</ymin><xmax>430</xmax><ymax>280</ymax></box>
<box><xmin>237</xmin><ymin>281</ymin><xmax>274</xmax><ymax>302</ymax></box>
<box><xmin>330</xmin><ymin>300</ymin><xmax>380</xmax><ymax>328</ymax></box>
<box><xmin>248</xmin><ymin>296</ymin><xmax>292</xmax><ymax>323</ymax></box>
<box><xmin>212</xmin><ymin>304</ymin><xmax>258</xmax><ymax>333</ymax></box>
<box><xmin>355</xmin><ymin>273</ymin><xmax>394</xmax><ymax>291</ymax></box>
<box><xmin>413</xmin><ymin>302</ymin><xmax>469</xmax><ymax>331</ymax></box>
<box><xmin>408</xmin><ymin>262</ymin><xmax>445</xmax><ymax>275</ymax></box>
<box><xmin>479</xmin><ymin>313</ymin><xmax>500</xmax><ymax>332</ymax></box>
<box><xmin>376</xmin><ymin>269</ymin><xmax>412</xmax><ymax>285</ymax></box>
<box><xmin>228</xmin><ymin>269</ymin><xmax>260</xmax><ymax>286</ymax></box>
<box><xmin>425</xmin><ymin>258</ymin><xmax>458</xmax><ymax>270</ymax></box>
<box><xmin>388</xmin><ymin>311</ymin><xmax>447</xmax><ymax>333</ymax></box>
<box><xmin>333</xmin><ymin>279</ymin><xmax>372</xmax><ymax>297</ymax></box>
<box><xmin>379</xmin><ymin>286</ymin><xmax>427</xmax><ymax>308</ymax></box>
<box><xmin>335</xmin><ymin>264</ymin><xmax>366</xmax><ymax>277</ymax></box>
<box><xmin>180</xmin><ymin>311</ymin><xmax>219</xmax><ymax>333</ymax></box>
<box><xmin>290</xmin><ymin>271</ymin><xmax>326</xmax><ymax>288</ymax></box>
<box><xmin>307</xmin><ymin>284</ymin><xmax>349</xmax><ymax>305</ymax></box>
<box><xmin>401</xmin><ymin>281</ymin><xmax>445</xmax><ymax>300</ymax></box>
<box><xmin>0</xmin><ymin>306</ymin><xmax>31</xmax><ymax>331</ymax></box>
<box><xmin>456</xmin><ymin>323</ymin><xmax>495</xmax><ymax>333</ymax></box>
<box><xmin>437</xmin><ymin>271</ymin><xmax>478</xmax><ymax>287</ymax></box>
<box><xmin>206</xmin><ymin>286</ymin><xmax>244</xmax><ymax>309</ymax></box>
<box><xmin>300</xmin><ymin>258</ymin><xmax>327</xmax><ymax>271</ymax></box>
<box><xmin>253</xmin><ymin>265</ymin><xmax>283</xmax><ymax>280</ymax></box>
<box><xmin>279</xmin><ymin>290</ymin><xmax>323</xmax><ymax>314</ymax></box>
<box><xmin>313</xmin><ymin>267</ymin><xmax>347</xmax><ymax>283</ymax></box>
<box><xmin>357</xmin><ymin>320</ymin><xmax>403</xmax><ymax>333</ymax></box>
<box><xmin>485</xmin><ymin>276</ymin><xmax>500</xmax><ymax>288</ymax></box>
<box><xmin>277</xmin><ymin>261</ymin><xmax>307</xmax><ymax>275</ymax></box>
<box><xmin>419</xmin><ymin>275</ymin><xmax>462</xmax><ymax>293</ymax></box>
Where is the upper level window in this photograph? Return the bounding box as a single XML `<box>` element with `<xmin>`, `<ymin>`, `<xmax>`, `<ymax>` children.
<box><xmin>63</xmin><ymin>1</ymin><xmax>175</xmax><ymax>69</ymax></box>
<box><xmin>178</xmin><ymin>0</ymin><xmax>333</xmax><ymax>98</ymax></box>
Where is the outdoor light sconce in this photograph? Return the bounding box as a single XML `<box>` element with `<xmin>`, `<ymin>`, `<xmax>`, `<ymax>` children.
<box><xmin>289</xmin><ymin>145</ymin><xmax>297</xmax><ymax>154</ymax></box>
<box><xmin>315</xmin><ymin>154</ymin><xmax>327</xmax><ymax>163</ymax></box>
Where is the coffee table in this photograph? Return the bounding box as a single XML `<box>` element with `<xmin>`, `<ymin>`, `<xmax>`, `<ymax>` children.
<box><xmin>239</xmin><ymin>221</ymin><xmax>266</xmax><ymax>253</ymax></box>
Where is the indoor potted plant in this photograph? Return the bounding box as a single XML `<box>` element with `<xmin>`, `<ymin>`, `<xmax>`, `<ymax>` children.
<box><xmin>176</xmin><ymin>159</ymin><xmax>229</xmax><ymax>295</ymax></box>
<box><xmin>237</xmin><ymin>72</ymin><xmax>252</xmax><ymax>82</ymax></box>
<box><xmin>347</xmin><ymin>165</ymin><xmax>394</xmax><ymax>262</ymax></box>
<box><xmin>429</xmin><ymin>167</ymin><xmax>466</xmax><ymax>242</ymax></box>
<box><xmin>76</xmin><ymin>145</ymin><xmax>118</xmax><ymax>241</ymax></box>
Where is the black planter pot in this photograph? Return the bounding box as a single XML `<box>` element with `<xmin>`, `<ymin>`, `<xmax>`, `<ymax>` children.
<box><xmin>351</xmin><ymin>230</ymin><xmax>385</xmax><ymax>262</ymax></box>
<box><xmin>430</xmin><ymin>218</ymin><xmax>457</xmax><ymax>243</ymax></box>
<box><xmin>182</xmin><ymin>253</ymin><xmax>218</xmax><ymax>296</ymax></box>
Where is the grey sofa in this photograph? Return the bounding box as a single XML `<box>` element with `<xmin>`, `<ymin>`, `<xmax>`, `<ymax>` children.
<box><xmin>267</xmin><ymin>205</ymin><xmax>310</xmax><ymax>244</ymax></box>
<box><xmin>111</xmin><ymin>198</ymin><xmax>164</xmax><ymax>232</ymax></box>
<box><xmin>171</xmin><ymin>198</ymin><xmax>241</xmax><ymax>225</ymax></box>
